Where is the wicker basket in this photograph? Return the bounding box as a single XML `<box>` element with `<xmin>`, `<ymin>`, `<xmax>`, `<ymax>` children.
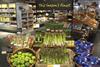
<box><xmin>7</xmin><ymin>48</ymin><xmax>36</xmax><ymax>67</ymax></box>
<box><xmin>75</xmin><ymin>63</ymin><xmax>82</xmax><ymax>67</ymax></box>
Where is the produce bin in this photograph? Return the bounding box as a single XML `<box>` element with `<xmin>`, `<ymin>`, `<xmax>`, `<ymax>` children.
<box><xmin>35</xmin><ymin>48</ymin><xmax>75</xmax><ymax>67</ymax></box>
<box><xmin>7</xmin><ymin>48</ymin><xmax>36</xmax><ymax>67</ymax></box>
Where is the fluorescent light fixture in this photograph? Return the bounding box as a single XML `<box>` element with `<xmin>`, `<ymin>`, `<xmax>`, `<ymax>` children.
<box><xmin>99</xmin><ymin>4</ymin><xmax>100</xmax><ymax>8</ymax></box>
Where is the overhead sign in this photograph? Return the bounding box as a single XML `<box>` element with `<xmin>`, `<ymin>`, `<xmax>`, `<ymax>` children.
<box><xmin>36</xmin><ymin>0</ymin><xmax>73</xmax><ymax>10</ymax></box>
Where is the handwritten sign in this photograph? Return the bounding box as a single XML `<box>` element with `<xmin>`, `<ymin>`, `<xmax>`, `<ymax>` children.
<box><xmin>36</xmin><ymin>0</ymin><xmax>73</xmax><ymax>10</ymax></box>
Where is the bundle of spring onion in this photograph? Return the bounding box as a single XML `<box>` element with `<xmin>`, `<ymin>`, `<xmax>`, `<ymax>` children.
<box><xmin>43</xmin><ymin>32</ymin><xmax>66</xmax><ymax>46</ymax></box>
<box><xmin>39</xmin><ymin>48</ymin><xmax>69</xmax><ymax>64</ymax></box>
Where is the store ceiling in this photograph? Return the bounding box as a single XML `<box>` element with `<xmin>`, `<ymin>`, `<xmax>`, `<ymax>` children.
<box><xmin>78</xmin><ymin>0</ymin><xmax>100</xmax><ymax>1</ymax></box>
<box><xmin>0</xmin><ymin>0</ymin><xmax>100</xmax><ymax>4</ymax></box>
<box><xmin>0</xmin><ymin>0</ymin><xmax>26</xmax><ymax>3</ymax></box>
<box><xmin>78</xmin><ymin>0</ymin><xmax>100</xmax><ymax>4</ymax></box>
<box><xmin>75</xmin><ymin>0</ymin><xmax>100</xmax><ymax>7</ymax></box>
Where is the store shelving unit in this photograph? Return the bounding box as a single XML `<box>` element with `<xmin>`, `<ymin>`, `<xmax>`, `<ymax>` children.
<box><xmin>0</xmin><ymin>4</ymin><xmax>16</xmax><ymax>24</ymax></box>
<box><xmin>15</xmin><ymin>3</ymin><xmax>35</xmax><ymax>34</ymax></box>
<box><xmin>0</xmin><ymin>3</ymin><xmax>34</xmax><ymax>34</ymax></box>
<box><xmin>21</xmin><ymin>8</ymin><xmax>33</xmax><ymax>29</ymax></box>
<box><xmin>0</xmin><ymin>3</ymin><xmax>17</xmax><ymax>33</ymax></box>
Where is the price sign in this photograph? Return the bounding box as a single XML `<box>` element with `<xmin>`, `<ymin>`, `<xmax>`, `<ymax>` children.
<box><xmin>47</xmin><ymin>64</ymin><xmax>60</xmax><ymax>67</ymax></box>
<box><xmin>1</xmin><ymin>51</ymin><xmax>7</xmax><ymax>54</ymax></box>
<box><xmin>47</xmin><ymin>65</ymin><xmax>53</xmax><ymax>67</ymax></box>
<box><xmin>54</xmin><ymin>65</ymin><xmax>60</xmax><ymax>67</ymax></box>
<box><xmin>66</xmin><ymin>40</ymin><xmax>75</xmax><ymax>47</ymax></box>
<box><xmin>33</xmin><ymin>23</ymin><xmax>40</xmax><ymax>28</ymax></box>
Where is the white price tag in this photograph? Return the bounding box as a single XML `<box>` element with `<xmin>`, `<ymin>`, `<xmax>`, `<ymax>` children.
<box><xmin>47</xmin><ymin>65</ymin><xmax>53</xmax><ymax>67</ymax></box>
<box><xmin>47</xmin><ymin>64</ymin><xmax>60</xmax><ymax>67</ymax></box>
<box><xmin>1</xmin><ymin>51</ymin><xmax>7</xmax><ymax>54</ymax></box>
<box><xmin>33</xmin><ymin>24</ymin><xmax>40</xmax><ymax>28</ymax></box>
<box><xmin>54</xmin><ymin>64</ymin><xmax>60</xmax><ymax>67</ymax></box>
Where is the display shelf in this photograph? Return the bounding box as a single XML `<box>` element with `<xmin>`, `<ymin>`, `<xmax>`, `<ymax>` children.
<box><xmin>25</xmin><ymin>0</ymin><xmax>35</xmax><ymax>4</ymax></box>
<box><xmin>21</xmin><ymin>7</ymin><xmax>34</xmax><ymax>29</ymax></box>
<box><xmin>0</xmin><ymin>3</ymin><xmax>16</xmax><ymax>25</ymax></box>
<box><xmin>35</xmin><ymin>48</ymin><xmax>75</xmax><ymax>67</ymax></box>
<box><xmin>33</xmin><ymin>45</ymin><xmax>75</xmax><ymax>49</ymax></box>
<box><xmin>0</xmin><ymin>3</ymin><xmax>25</xmax><ymax>33</ymax></box>
<box><xmin>33</xmin><ymin>39</ymin><xmax>75</xmax><ymax>48</ymax></box>
<box><xmin>0</xmin><ymin>11</ymin><xmax>16</xmax><ymax>13</ymax></box>
<box><xmin>0</xmin><ymin>16</ymin><xmax>16</xmax><ymax>18</ymax></box>
<box><xmin>0</xmin><ymin>25</ymin><xmax>17</xmax><ymax>33</ymax></box>
<box><xmin>0</xmin><ymin>21</ymin><xmax>16</xmax><ymax>23</ymax></box>
<box><xmin>22</xmin><ymin>28</ymin><xmax>34</xmax><ymax>34</ymax></box>
<box><xmin>10</xmin><ymin>22</ymin><xmax>17</xmax><ymax>25</ymax></box>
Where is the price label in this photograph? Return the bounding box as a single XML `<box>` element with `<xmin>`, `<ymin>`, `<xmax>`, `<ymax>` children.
<box><xmin>54</xmin><ymin>64</ymin><xmax>60</xmax><ymax>67</ymax></box>
<box><xmin>1</xmin><ymin>51</ymin><xmax>7</xmax><ymax>54</ymax></box>
<box><xmin>47</xmin><ymin>64</ymin><xmax>60</xmax><ymax>67</ymax></box>
<box><xmin>47</xmin><ymin>65</ymin><xmax>53</xmax><ymax>67</ymax></box>
<box><xmin>0</xmin><ymin>4</ymin><xmax>1</xmax><ymax>8</ymax></box>
<box><xmin>2</xmin><ymin>4</ymin><xmax>7</xmax><ymax>8</ymax></box>
<box><xmin>33</xmin><ymin>24</ymin><xmax>40</xmax><ymax>28</ymax></box>
<box><xmin>9</xmin><ymin>4</ymin><xmax>16</xmax><ymax>8</ymax></box>
<box><xmin>66</xmin><ymin>40</ymin><xmax>75</xmax><ymax>47</ymax></box>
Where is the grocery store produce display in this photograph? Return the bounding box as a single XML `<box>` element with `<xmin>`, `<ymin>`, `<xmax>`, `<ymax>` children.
<box><xmin>10</xmin><ymin>35</ymin><xmax>34</xmax><ymax>48</ymax></box>
<box><xmin>75</xmin><ymin>40</ymin><xmax>93</xmax><ymax>54</ymax></box>
<box><xmin>0</xmin><ymin>1</ymin><xmax>99</xmax><ymax>67</ymax></box>
<box><xmin>34</xmin><ymin>29</ymin><xmax>75</xmax><ymax>47</ymax></box>
<box><xmin>34</xmin><ymin>30</ymin><xmax>75</xmax><ymax>47</ymax></box>
<box><xmin>43</xmin><ymin>31</ymin><xmax>66</xmax><ymax>46</ymax></box>
<box><xmin>38</xmin><ymin>48</ymin><xmax>70</xmax><ymax>64</ymax></box>
<box><xmin>45</xmin><ymin>21</ymin><xmax>64</xmax><ymax>30</ymax></box>
<box><xmin>8</xmin><ymin>48</ymin><xmax>36</xmax><ymax>67</ymax></box>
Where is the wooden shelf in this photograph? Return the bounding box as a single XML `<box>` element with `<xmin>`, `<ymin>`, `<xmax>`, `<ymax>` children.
<box><xmin>33</xmin><ymin>44</ymin><xmax>75</xmax><ymax>49</ymax></box>
<box><xmin>0</xmin><ymin>16</ymin><xmax>16</xmax><ymax>17</ymax></box>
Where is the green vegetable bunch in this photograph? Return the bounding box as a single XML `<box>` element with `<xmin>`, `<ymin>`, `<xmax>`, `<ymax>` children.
<box><xmin>35</xmin><ymin>31</ymin><xmax>43</xmax><ymax>44</ymax></box>
<box><xmin>40</xmin><ymin>48</ymin><xmax>69</xmax><ymax>64</ymax></box>
<box><xmin>45</xmin><ymin>21</ymin><xmax>64</xmax><ymax>30</ymax></box>
<box><xmin>43</xmin><ymin>32</ymin><xmax>66</xmax><ymax>46</ymax></box>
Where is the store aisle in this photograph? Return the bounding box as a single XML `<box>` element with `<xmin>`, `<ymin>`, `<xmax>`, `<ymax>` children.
<box><xmin>93</xmin><ymin>30</ymin><xmax>100</xmax><ymax>57</ymax></box>
<box><xmin>0</xmin><ymin>39</ymin><xmax>10</xmax><ymax>67</ymax></box>
<box><xmin>0</xmin><ymin>32</ymin><xmax>15</xmax><ymax>67</ymax></box>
